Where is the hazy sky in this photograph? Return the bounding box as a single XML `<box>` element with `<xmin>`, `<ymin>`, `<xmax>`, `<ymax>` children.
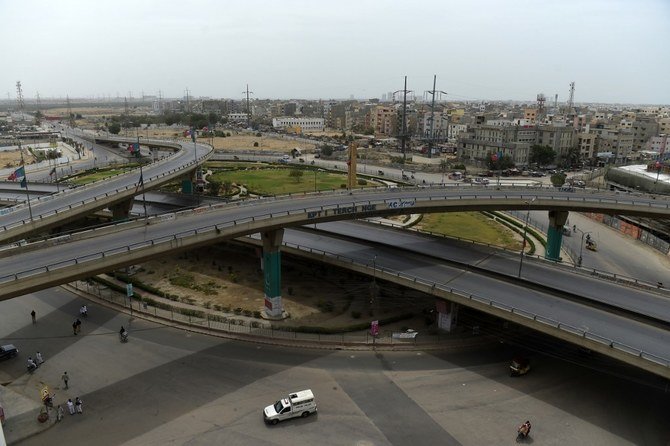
<box><xmin>1</xmin><ymin>0</ymin><xmax>669</xmax><ymax>104</ymax></box>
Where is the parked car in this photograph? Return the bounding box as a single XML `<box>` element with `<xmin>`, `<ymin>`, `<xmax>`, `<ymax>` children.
<box><xmin>377</xmin><ymin>170</ymin><xmax>384</xmax><ymax>176</ymax></box>
<box><xmin>0</xmin><ymin>344</ymin><xmax>18</xmax><ymax>361</ymax></box>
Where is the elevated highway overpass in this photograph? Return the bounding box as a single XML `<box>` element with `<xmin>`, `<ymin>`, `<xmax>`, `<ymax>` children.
<box><xmin>0</xmin><ymin>135</ymin><xmax>213</xmax><ymax>242</ymax></box>
<box><xmin>1</xmin><ymin>188</ymin><xmax>670</xmax><ymax>378</ymax></box>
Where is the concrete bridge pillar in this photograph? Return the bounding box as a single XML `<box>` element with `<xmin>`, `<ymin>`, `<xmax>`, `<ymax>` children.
<box><xmin>262</xmin><ymin>229</ymin><xmax>285</xmax><ymax>318</ymax></box>
<box><xmin>545</xmin><ymin>210</ymin><xmax>569</xmax><ymax>261</ymax></box>
<box><xmin>436</xmin><ymin>300</ymin><xmax>458</xmax><ymax>332</ymax></box>
<box><xmin>110</xmin><ymin>199</ymin><xmax>132</xmax><ymax>221</ymax></box>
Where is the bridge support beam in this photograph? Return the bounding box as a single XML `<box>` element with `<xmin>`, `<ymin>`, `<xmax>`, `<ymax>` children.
<box><xmin>262</xmin><ymin>229</ymin><xmax>285</xmax><ymax>318</ymax></box>
<box><xmin>110</xmin><ymin>199</ymin><xmax>132</xmax><ymax>221</ymax></box>
<box><xmin>545</xmin><ymin>210</ymin><xmax>569</xmax><ymax>261</ymax></box>
<box><xmin>436</xmin><ymin>301</ymin><xmax>458</xmax><ymax>332</ymax></box>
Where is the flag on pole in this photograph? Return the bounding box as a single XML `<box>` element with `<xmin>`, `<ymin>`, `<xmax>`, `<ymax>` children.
<box><xmin>14</xmin><ymin>166</ymin><xmax>25</xmax><ymax>178</ymax></box>
<box><xmin>20</xmin><ymin>177</ymin><xmax>27</xmax><ymax>188</ymax></box>
<box><xmin>7</xmin><ymin>172</ymin><xmax>16</xmax><ymax>181</ymax></box>
<box><xmin>49</xmin><ymin>167</ymin><xmax>56</xmax><ymax>176</ymax></box>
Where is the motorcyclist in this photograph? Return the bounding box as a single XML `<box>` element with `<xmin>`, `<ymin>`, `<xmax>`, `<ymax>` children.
<box><xmin>518</xmin><ymin>420</ymin><xmax>531</xmax><ymax>438</ymax></box>
<box><xmin>119</xmin><ymin>326</ymin><xmax>128</xmax><ymax>341</ymax></box>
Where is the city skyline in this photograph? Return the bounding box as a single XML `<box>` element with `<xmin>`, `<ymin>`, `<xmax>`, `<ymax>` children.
<box><xmin>1</xmin><ymin>0</ymin><xmax>669</xmax><ymax>105</ymax></box>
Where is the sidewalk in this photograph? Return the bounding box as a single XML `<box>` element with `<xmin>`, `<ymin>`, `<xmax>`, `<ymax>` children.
<box><xmin>0</xmin><ymin>383</ymin><xmax>55</xmax><ymax>445</ymax></box>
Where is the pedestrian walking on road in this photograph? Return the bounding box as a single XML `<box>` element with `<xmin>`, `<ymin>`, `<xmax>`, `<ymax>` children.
<box><xmin>31</xmin><ymin>310</ymin><xmax>36</xmax><ymax>324</ymax></box>
<box><xmin>35</xmin><ymin>351</ymin><xmax>44</xmax><ymax>365</ymax></box>
<box><xmin>75</xmin><ymin>318</ymin><xmax>82</xmax><ymax>334</ymax></box>
<box><xmin>66</xmin><ymin>398</ymin><xmax>75</xmax><ymax>415</ymax></box>
<box><xmin>72</xmin><ymin>320</ymin><xmax>78</xmax><ymax>335</ymax></box>
<box><xmin>62</xmin><ymin>371</ymin><xmax>69</xmax><ymax>389</ymax></box>
<box><xmin>56</xmin><ymin>405</ymin><xmax>64</xmax><ymax>422</ymax></box>
<box><xmin>75</xmin><ymin>397</ymin><xmax>83</xmax><ymax>414</ymax></box>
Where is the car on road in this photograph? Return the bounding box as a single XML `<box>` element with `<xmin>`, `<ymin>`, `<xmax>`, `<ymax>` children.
<box><xmin>377</xmin><ymin>170</ymin><xmax>384</xmax><ymax>176</ymax></box>
<box><xmin>0</xmin><ymin>344</ymin><xmax>18</xmax><ymax>361</ymax></box>
<box><xmin>264</xmin><ymin>389</ymin><xmax>317</xmax><ymax>425</ymax></box>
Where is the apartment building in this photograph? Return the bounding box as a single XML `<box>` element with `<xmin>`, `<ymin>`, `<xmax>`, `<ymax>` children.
<box><xmin>596</xmin><ymin>129</ymin><xmax>634</xmax><ymax>164</ymax></box>
<box><xmin>632</xmin><ymin>117</ymin><xmax>659</xmax><ymax>151</ymax></box>
<box><xmin>370</xmin><ymin>105</ymin><xmax>397</xmax><ymax>137</ymax></box>
<box><xmin>536</xmin><ymin>125</ymin><xmax>576</xmax><ymax>158</ymax></box>
<box><xmin>577</xmin><ymin>132</ymin><xmax>597</xmax><ymax>160</ymax></box>
<box><xmin>457</xmin><ymin>124</ymin><xmax>531</xmax><ymax>166</ymax></box>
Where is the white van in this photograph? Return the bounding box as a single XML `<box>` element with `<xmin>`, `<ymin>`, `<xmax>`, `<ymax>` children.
<box><xmin>263</xmin><ymin>389</ymin><xmax>317</xmax><ymax>424</ymax></box>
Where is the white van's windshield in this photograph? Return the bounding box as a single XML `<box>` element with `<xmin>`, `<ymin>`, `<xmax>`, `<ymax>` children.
<box><xmin>273</xmin><ymin>400</ymin><xmax>284</xmax><ymax>413</ymax></box>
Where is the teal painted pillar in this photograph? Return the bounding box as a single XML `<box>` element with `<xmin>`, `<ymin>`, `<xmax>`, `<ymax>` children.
<box><xmin>545</xmin><ymin>210</ymin><xmax>569</xmax><ymax>261</ymax></box>
<box><xmin>182</xmin><ymin>179</ymin><xmax>193</xmax><ymax>194</ymax></box>
<box><xmin>262</xmin><ymin>229</ymin><xmax>285</xmax><ymax>318</ymax></box>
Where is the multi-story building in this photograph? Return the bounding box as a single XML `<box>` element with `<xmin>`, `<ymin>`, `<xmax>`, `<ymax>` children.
<box><xmin>596</xmin><ymin>129</ymin><xmax>634</xmax><ymax>164</ymax></box>
<box><xmin>577</xmin><ymin>132</ymin><xmax>597</xmax><ymax>160</ymax></box>
<box><xmin>524</xmin><ymin>108</ymin><xmax>538</xmax><ymax>122</ymax></box>
<box><xmin>658</xmin><ymin>117</ymin><xmax>670</xmax><ymax>135</ymax></box>
<box><xmin>536</xmin><ymin>125</ymin><xmax>575</xmax><ymax>159</ymax></box>
<box><xmin>419</xmin><ymin>111</ymin><xmax>449</xmax><ymax>139</ymax></box>
<box><xmin>370</xmin><ymin>105</ymin><xmax>397</xmax><ymax>137</ymax></box>
<box><xmin>272</xmin><ymin>117</ymin><xmax>324</xmax><ymax>132</ymax></box>
<box><xmin>457</xmin><ymin>124</ymin><xmax>531</xmax><ymax>166</ymax></box>
<box><xmin>632</xmin><ymin>117</ymin><xmax>659</xmax><ymax>151</ymax></box>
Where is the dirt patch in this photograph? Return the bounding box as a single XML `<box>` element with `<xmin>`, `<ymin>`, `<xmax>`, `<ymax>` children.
<box><xmin>131</xmin><ymin>243</ymin><xmax>435</xmax><ymax>328</ymax></box>
<box><xmin>0</xmin><ymin>149</ymin><xmax>34</xmax><ymax>169</ymax></box>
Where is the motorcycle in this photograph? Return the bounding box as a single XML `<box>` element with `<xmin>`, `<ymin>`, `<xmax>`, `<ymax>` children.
<box><xmin>516</xmin><ymin>422</ymin><xmax>531</xmax><ymax>442</ymax></box>
<box><xmin>119</xmin><ymin>331</ymin><xmax>128</xmax><ymax>343</ymax></box>
<box><xmin>27</xmin><ymin>362</ymin><xmax>38</xmax><ymax>373</ymax></box>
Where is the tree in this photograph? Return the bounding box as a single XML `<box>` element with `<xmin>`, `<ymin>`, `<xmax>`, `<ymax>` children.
<box><xmin>108</xmin><ymin>122</ymin><xmax>121</xmax><ymax>134</ymax></box>
<box><xmin>320</xmin><ymin>145</ymin><xmax>333</xmax><ymax>157</ymax></box>
<box><xmin>207</xmin><ymin>179</ymin><xmax>221</xmax><ymax>196</ymax></box>
<box><xmin>529</xmin><ymin>144</ymin><xmax>556</xmax><ymax>167</ymax></box>
<box><xmin>221</xmin><ymin>180</ymin><xmax>233</xmax><ymax>196</ymax></box>
<box><xmin>550</xmin><ymin>172</ymin><xmax>567</xmax><ymax>187</ymax></box>
<box><xmin>486</xmin><ymin>154</ymin><xmax>514</xmax><ymax>171</ymax></box>
<box><xmin>207</xmin><ymin>112</ymin><xmax>219</xmax><ymax>126</ymax></box>
<box><xmin>561</xmin><ymin>146</ymin><xmax>581</xmax><ymax>168</ymax></box>
<box><xmin>289</xmin><ymin>169</ymin><xmax>304</xmax><ymax>183</ymax></box>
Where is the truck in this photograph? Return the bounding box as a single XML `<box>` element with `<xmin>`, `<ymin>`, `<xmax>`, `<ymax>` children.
<box><xmin>263</xmin><ymin>389</ymin><xmax>317</xmax><ymax>425</ymax></box>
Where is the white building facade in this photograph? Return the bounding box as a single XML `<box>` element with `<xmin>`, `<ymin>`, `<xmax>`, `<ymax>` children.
<box><xmin>272</xmin><ymin>117</ymin><xmax>325</xmax><ymax>132</ymax></box>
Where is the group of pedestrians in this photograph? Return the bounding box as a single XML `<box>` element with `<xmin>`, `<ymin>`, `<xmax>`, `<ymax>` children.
<box><xmin>54</xmin><ymin>371</ymin><xmax>84</xmax><ymax>421</ymax></box>
<box><xmin>26</xmin><ymin>351</ymin><xmax>45</xmax><ymax>372</ymax></box>
<box><xmin>56</xmin><ymin>397</ymin><xmax>83</xmax><ymax>421</ymax></box>
<box><xmin>27</xmin><ymin>308</ymin><xmax>87</xmax><ymax>421</ymax></box>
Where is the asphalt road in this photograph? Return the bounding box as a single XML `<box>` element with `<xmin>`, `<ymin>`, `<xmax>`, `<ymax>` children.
<box><xmin>2</xmin><ymin>290</ymin><xmax>669</xmax><ymax>446</ymax></box>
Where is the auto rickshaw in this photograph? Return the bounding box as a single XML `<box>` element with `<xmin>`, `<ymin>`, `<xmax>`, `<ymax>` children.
<box><xmin>510</xmin><ymin>356</ymin><xmax>530</xmax><ymax>377</ymax></box>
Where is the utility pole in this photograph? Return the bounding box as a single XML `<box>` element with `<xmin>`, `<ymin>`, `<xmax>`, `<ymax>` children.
<box><xmin>242</xmin><ymin>84</ymin><xmax>254</xmax><ymax>129</ymax></box>
<box><xmin>566</xmin><ymin>81</ymin><xmax>575</xmax><ymax>116</ymax></box>
<box><xmin>425</xmin><ymin>75</ymin><xmax>447</xmax><ymax>158</ymax></box>
<box><xmin>393</xmin><ymin>76</ymin><xmax>412</xmax><ymax>161</ymax></box>
<box><xmin>66</xmin><ymin>95</ymin><xmax>75</xmax><ymax>127</ymax></box>
<box><xmin>16</xmin><ymin>81</ymin><xmax>25</xmax><ymax>121</ymax></box>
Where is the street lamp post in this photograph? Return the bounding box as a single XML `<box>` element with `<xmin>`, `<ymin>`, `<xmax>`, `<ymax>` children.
<box><xmin>575</xmin><ymin>228</ymin><xmax>592</xmax><ymax>267</ymax></box>
<box><xmin>372</xmin><ymin>254</ymin><xmax>377</xmax><ymax>283</ymax></box>
<box><xmin>517</xmin><ymin>198</ymin><xmax>536</xmax><ymax>277</ymax></box>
